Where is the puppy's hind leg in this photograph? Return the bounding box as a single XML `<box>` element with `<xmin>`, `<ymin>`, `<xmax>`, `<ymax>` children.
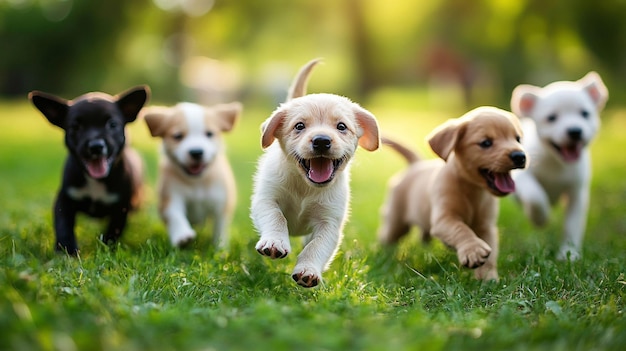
<box><xmin>378</xmin><ymin>196</ymin><xmax>410</xmax><ymax>244</ymax></box>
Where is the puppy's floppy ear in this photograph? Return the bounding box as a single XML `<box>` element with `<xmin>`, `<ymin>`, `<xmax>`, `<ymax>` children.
<box><xmin>511</xmin><ymin>84</ymin><xmax>541</xmax><ymax>118</ymax></box>
<box><xmin>116</xmin><ymin>85</ymin><xmax>150</xmax><ymax>123</ymax></box>
<box><xmin>214</xmin><ymin>102</ymin><xmax>243</xmax><ymax>132</ymax></box>
<box><xmin>261</xmin><ymin>107</ymin><xmax>287</xmax><ymax>149</ymax></box>
<box><xmin>428</xmin><ymin>119</ymin><xmax>465</xmax><ymax>161</ymax></box>
<box><xmin>142</xmin><ymin>106</ymin><xmax>171</xmax><ymax>137</ymax></box>
<box><xmin>579</xmin><ymin>71</ymin><xmax>608</xmax><ymax>111</ymax></box>
<box><xmin>28</xmin><ymin>91</ymin><xmax>69</xmax><ymax>129</ymax></box>
<box><xmin>353</xmin><ymin>105</ymin><xmax>380</xmax><ymax>151</ymax></box>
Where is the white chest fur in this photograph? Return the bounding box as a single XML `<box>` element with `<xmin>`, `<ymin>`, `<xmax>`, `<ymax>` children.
<box><xmin>67</xmin><ymin>177</ymin><xmax>120</xmax><ymax>204</ymax></box>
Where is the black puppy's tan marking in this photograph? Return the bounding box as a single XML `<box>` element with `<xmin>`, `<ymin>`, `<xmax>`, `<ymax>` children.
<box><xmin>29</xmin><ymin>86</ymin><xmax>149</xmax><ymax>255</ymax></box>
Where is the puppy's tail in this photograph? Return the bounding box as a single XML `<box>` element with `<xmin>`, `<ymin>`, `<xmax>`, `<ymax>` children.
<box><xmin>287</xmin><ymin>58</ymin><xmax>323</xmax><ymax>100</ymax></box>
<box><xmin>381</xmin><ymin>136</ymin><xmax>420</xmax><ymax>164</ymax></box>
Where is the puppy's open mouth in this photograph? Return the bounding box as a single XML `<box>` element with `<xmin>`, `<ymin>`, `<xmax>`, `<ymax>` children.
<box><xmin>551</xmin><ymin>141</ymin><xmax>584</xmax><ymax>163</ymax></box>
<box><xmin>184</xmin><ymin>162</ymin><xmax>207</xmax><ymax>176</ymax></box>
<box><xmin>83</xmin><ymin>156</ymin><xmax>113</xmax><ymax>179</ymax></box>
<box><xmin>480</xmin><ymin>169</ymin><xmax>515</xmax><ymax>196</ymax></box>
<box><xmin>299</xmin><ymin>157</ymin><xmax>344</xmax><ymax>185</ymax></box>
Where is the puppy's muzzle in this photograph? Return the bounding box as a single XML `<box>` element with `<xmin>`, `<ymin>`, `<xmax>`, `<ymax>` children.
<box><xmin>312</xmin><ymin>135</ymin><xmax>332</xmax><ymax>153</ymax></box>
<box><xmin>88</xmin><ymin>139</ymin><xmax>108</xmax><ymax>157</ymax></box>
<box><xmin>189</xmin><ymin>148</ymin><xmax>204</xmax><ymax>161</ymax></box>
<box><xmin>567</xmin><ymin>127</ymin><xmax>583</xmax><ymax>141</ymax></box>
<box><xmin>510</xmin><ymin>150</ymin><xmax>526</xmax><ymax>169</ymax></box>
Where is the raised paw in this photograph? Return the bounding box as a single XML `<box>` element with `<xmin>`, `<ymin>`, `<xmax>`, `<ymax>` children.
<box><xmin>256</xmin><ymin>238</ymin><xmax>290</xmax><ymax>259</ymax></box>
<box><xmin>457</xmin><ymin>239</ymin><xmax>491</xmax><ymax>268</ymax></box>
<box><xmin>292</xmin><ymin>268</ymin><xmax>321</xmax><ymax>288</ymax></box>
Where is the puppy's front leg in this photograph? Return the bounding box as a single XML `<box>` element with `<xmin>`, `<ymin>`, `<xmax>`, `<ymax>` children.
<box><xmin>211</xmin><ymin>211</ymin><xmax>230</xmax><ymax>249</ymax></box>
<box><xmin>163</xmin><ymin>195</ymin><xmax>196</xmax><ymax>247</ymax></box>
<box><xmin>558</xmin><ymin>185</ymin><xmax>589</xmax><ymax>261</ymax></box>
<box><xmin>292</xmin><ymin>223</ymin><xmax>341</xmax><ymax>288</ymax></box>
<box><xmin>102</xmin><ymin>201</ymin><xmax>130</xmax><ymax>245</ymax></box>
<box><xmin>253</xmin><ymin>205</ymin><xmax>291</xmax><ymax>259</ymax></box>
<box><xmin>54</xmin><ymin>193</ymin><xmax>79</xmax><ymax>255</ymax></box>
<box><xmin>473</xmin><ymin>224</ymin><xmax>499</xmax><ymax>281</ymax></box>
<box><xmin>431</xmin><ymin>215</ymin><xmax>492</xmax><ymax>269</ymax></box>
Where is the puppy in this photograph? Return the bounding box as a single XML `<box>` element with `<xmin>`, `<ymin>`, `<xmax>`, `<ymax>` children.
<box><xmin>29</xmin><ymin>86</ymin><xmax>149</xmax><ymax>255</ymax></box>
<box><xmin>142</xmin><ymin>102</ymin><xmax>242</xmax><ymax>248</ymax></box>
<box><xmin>250</xmin><ymin>58</ymin><xmax>380</xmax><ymax>287</ymax></box>
<box><xmin>511</xmin><ymin>72</ymin><xmax>608</xmax><ymax>260</ymax></box>
<box><xmin>378</xmin><ymin>107</ymin><xmax>526</xmax><ymax>280</ymax></box>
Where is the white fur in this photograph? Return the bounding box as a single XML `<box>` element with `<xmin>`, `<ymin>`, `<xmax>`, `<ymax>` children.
<box><xmin>68</xmin><ymin>177</ymin><xmax>119</xmax><ymax>204</ymax></box>
<box><xmin>143</xmin><ymin>101</ymin><xmax>240</xmax><ymax>249</ymax></box>
<box><xmin>511</xmin><ymin>72</ymin><xmax>608</xmax><ymax>260</ymax></box>
<box><xmin>251</xmin><ymin>142</ymin><xmax>351</xmax><ymax>283</ymax></box>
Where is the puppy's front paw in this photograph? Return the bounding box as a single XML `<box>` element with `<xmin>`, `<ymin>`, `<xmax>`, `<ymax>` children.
<box><xmin>256</xmin><ymin>238</ymin><xmax>291</xmax><ymax>259</ymax></box>
<box><xmin>170</xmin><ymin>230</ymin><xmax>197</xmax><ymax>248</ymax></box>
<box><xmin>292</xmin><ymin>266</ymin><xmax>321</xmax><ymax>288</ymax></box>
<box><xmin>457</xmin><ymin>239</ymin><xmax>491</xmax><ymax>268</ymax></box>
<box><xmin>557</xmin><ymin>246</ymin><xmax>581</xmax><ymax>261</ymax></box>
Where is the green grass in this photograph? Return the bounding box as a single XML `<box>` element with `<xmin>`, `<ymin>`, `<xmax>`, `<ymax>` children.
<box><xmin>1</xmin><ymin>96</ymin><xmax>625</xmax><ymax>351</ymax></box>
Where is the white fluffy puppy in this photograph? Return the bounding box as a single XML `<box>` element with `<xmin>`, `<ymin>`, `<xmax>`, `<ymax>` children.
<box><xmin>143</xmin><ymin>102</ymin><xmax>242</xmax><ymax>248</ymax></box>
<box><xmin>511</xmin><ymin>72</ymin><xmax>608</xmax><ymax>260</ymax></box>
<box><xmin>250</xmin><ymin>59</ymin><xmax>380</xmax><ymax>287</ymax></box>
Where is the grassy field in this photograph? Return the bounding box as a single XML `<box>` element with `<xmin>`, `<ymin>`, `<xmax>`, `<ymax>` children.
<box><xmin>1</xmin><ymin>93</ymin><xmax>625</xmax><ymax>351</ymax></box>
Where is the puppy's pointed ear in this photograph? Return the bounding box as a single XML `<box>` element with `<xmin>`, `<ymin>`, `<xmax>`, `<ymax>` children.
<box><xmin>579</xmin><ymin>71</ymin><xmax>608</xmax><ymax>111</ymax></box>
<box><xmin>261</xmin><ymin>107</ymin><xmax>287</xmax><ymax>149</ymax></box>
<box><xmin>116</xmin><ymin>85</ymin><xmax>150</xmax><ymax>123</ymax></box>
<box><xmin>142</xmin><ymin>106</ymin><xmax>171</xmax><ymax>137</ymax></box>
<box><xmin>353</xmin><ymin>105</ymin><xmax>380</xmax><ymax>151</ymax></box>
<box><xmin>28</xmin><ymin>91</ymin><xmax>69</xmax><ymax>129</ymax></box>
<box><xmin>428</xmin><ymin>119</ymin><xmax>465</xmax><ymax>161</ymax></box>
<box><xmin>511</xmin><ymin>84</ymin><xmax>540</xmax><ymax>118</ymax></box>
<box><xmin>214</xmin><ymin>102</ymin><xmax>243</xmax><ymax>132</ymax></box>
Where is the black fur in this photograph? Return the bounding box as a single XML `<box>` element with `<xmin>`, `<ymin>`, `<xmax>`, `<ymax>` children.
<box><xmin>29</xmin><ymin>86</ymin><xmax>149</xmax><ymax>255</ymax></box>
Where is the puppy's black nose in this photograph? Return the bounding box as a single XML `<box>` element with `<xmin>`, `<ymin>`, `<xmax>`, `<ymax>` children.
<box><xmin>189</xmin><ymin>149</ymin><xmax>204</xmax><ymax>160</ymax></box>
<box><xmin>510</xmin><ymin>151</ymin><xmax>526</xmax><ymax>168</ymax></box>
<box><xmin>312</xmin><ymin>135</ymin><xmax>332</xmax><ymax>151</ymax></box>
<box><xmin>567</xmin><ymin>127</ymin><xmax>583</xmax><ymax>141</ymax></box>
<box><xmin>88</xmin><ymin>139</ymin><xmax>107</xmax><ymax>155</ymax></box>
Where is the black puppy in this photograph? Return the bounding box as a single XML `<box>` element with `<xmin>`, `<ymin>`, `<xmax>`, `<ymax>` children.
<box><xmin>28</xmin><ymin>86</ymin><xmax>150</xmax><ymax>255</ymax></box>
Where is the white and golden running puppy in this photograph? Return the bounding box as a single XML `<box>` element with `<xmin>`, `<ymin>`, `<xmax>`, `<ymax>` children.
<box><xmin>142</xmin><ymin>101</ymin><xmax>242</xmax><ymax>248</ymax></box>
<box><xmin>250</xmin><ymin>58</ymin><xmax>380</xmax><ymax>287</ymax></box>
<box><xmin>511</xmin><ymin>72</ymin><xmax>608</xmax><ymax>260</ymax></box>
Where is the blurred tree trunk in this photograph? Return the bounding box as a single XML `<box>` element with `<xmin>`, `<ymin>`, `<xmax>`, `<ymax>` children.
<box><xmin>345</xmin><ymin>0</ymin><xmax>378</xmax><ymax>99</ymax></box>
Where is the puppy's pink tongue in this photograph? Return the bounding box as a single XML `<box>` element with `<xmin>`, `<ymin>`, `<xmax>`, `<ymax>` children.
<box><xmin>308</xmin><ymin>158</ymin><xmax>333</xmax><ymax>183</ymax></box>
<box><xmin>561</xmin><ymin>143</ymin><xmax>583</xmax><ymax>162</ymax></box>
<box><xmin>86</xmin><ymin>157</ymin><xmax>109</xmax><ymax>179</ymax></box>
<box><xmin>494</xmin><ymin>172</ymin><xmax>515</xmax><ymax>194</ymax></box>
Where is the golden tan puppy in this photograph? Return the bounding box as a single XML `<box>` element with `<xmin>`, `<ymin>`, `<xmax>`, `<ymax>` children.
<box><xmin>251</xmin><ymin>58</ymin><xmax>380</xmax><ymax>288</ymax></box>
<box><xmin>378</xmin><ymin>107</ymin><xmax>527</xmax><ymax>280</ymax></box>
<box><xmin>143</xmin><ymin>102</ymin><xmax>241</xmax><ymax>248</ymax></box>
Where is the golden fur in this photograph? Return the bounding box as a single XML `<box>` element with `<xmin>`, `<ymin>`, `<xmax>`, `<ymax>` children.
<box><xmin>378</xmin><ymin>107</ymin><xmax>526</xmax><ymax>280</ymax></box>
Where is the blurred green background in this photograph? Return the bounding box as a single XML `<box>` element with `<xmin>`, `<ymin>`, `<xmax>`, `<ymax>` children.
<box><xmin>2</xmin><ymin>0</ymin><xmax>625</xmax><ymax>108</ymax></box>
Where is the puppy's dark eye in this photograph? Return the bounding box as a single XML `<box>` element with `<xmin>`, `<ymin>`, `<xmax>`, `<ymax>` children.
<box><xmin>337</xmin><ymin>122</ymin><xmax>347</xmax><ymax>131</ymax></box>
<box><xmin>294</xmin><ymin>122</ymin><xmax>305</xmax><ymax>131</ymax></box>
<box><xmin>107</xmin><ymin>120</ymin><xmax>119</xmax><ymax>129</ymax></box>
<box><xmin>206</xmin><ymin>131</ymin><xmax>213</xmax><ymax>138</ymax></box>
<box><xmin>172</xmin><ymin>132</ymin><xmax>184</xmax><ymax>141</ymax></box>
<box><xmin>581</xmin><ymin>109</ymin><xmax>589</xmax><ymax>119</ymax></box>
<box><xmin>516</xmin><ymin>136</ymin><xmax>521</xmax><ymax>143</ymax></box>
<box><xmin>547</xmin><ymin>114</ymin><xmax>557</xmax><ymax>122</ymax></box>
<box><xmin>479</xmin><ymin>139</ymin><xmax>493</xmax><ymax>148</ymax></box>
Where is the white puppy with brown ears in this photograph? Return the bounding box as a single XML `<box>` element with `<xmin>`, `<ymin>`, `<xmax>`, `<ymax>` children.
<box><xmin>143</xmin><ymin>101</ymin><xmax>242</xmax><ymax>248</ymax></box>
<box><xmin>511</xmin><ymin>72</ymin><xmax>608</xmax><ymax>260</ymax></box>
<box><xmin>251</xmin><ymin>58</ymin><xmax>380</xmax><ymax>288</ymax></box>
